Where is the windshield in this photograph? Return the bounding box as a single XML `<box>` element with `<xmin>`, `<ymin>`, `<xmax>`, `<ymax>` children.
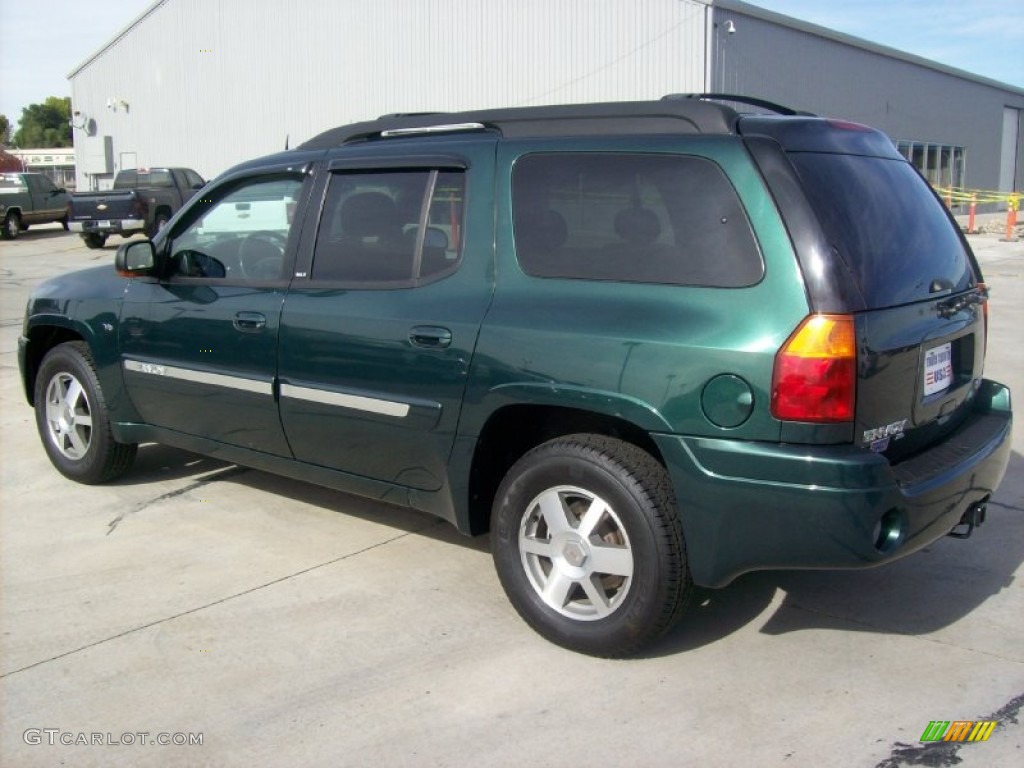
<box><xmin>787</xmin><ymin>153</ymin><xmax>974</xmax><ymax>309</ymax></box>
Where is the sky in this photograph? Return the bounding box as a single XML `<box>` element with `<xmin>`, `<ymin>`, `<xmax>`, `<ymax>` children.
<box><xmin>1</xmin><ymin>0</ymin><xmax>1022</xmax><ymax>133</ymax></box>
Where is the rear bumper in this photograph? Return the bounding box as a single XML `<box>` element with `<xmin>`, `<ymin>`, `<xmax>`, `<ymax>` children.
<box><xmin>70</xmin><ymin>219</ymin><xmax>145</xmax><ymax>234</ymax></box>
<box><xmin>654</xmin><ymin>379</ymin><xmax>1013</xmax><ymax>588</ymax></box>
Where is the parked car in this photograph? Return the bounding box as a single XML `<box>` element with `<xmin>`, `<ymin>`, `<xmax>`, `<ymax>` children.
<box><xmin>68</xmin><ymin>167</ymin><xmax>205</xmax><ymax>248</ymax></box>
<box><xmin>18</xmin><ymin>95</ymin><xmax>1013</xmax><ymax>656</ymax></box>
<box><xmin>0</xmin><ymin>172</ymin><xmax>71</xmax><ymax>239</ymax></box>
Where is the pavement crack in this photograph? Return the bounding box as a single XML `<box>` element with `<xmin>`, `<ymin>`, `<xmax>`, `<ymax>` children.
<box><xmin>875</xmin><ymin>691</ymin><xmax>1023</xmax><ymax>767</ymax></box>
<box><xmin>2</xmin><ymin>519</ymin><xmax>443</xmax><ymax>679</ymax></box>
<box><xmin>106</xmin><ymin>465</ymin><xmax>251</xmax><ymax>535</ymax></box>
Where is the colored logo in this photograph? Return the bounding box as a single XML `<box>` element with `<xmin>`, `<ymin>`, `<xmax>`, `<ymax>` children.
<box><xmin>920</xmin><ymin>721</ymin><xmax>997</xmax><ymax>742</ymax></box>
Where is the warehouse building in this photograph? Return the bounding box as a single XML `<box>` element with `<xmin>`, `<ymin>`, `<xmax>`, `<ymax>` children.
<box><xmin>68</xmin><ymin>0</ymin><xmax>1023</xmax><ymax>202</ymax></box>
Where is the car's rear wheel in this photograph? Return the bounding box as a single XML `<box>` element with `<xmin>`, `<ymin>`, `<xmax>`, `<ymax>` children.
<box><xmin>491</xmin><ymin>434</ymin><xmax>690</xmax><ymax>657</ymax></box>
<box><xmin>1</xmin><ymin>211</ymin><xmax>21</xmax><ymax>240</ymax></box>
<box><xmin>83</xmin><ymin>232</ymin><xmax>107</xmax><ymax>249</ymax></box>
<box><xmin>34</xmin><ymin>342</ymin><xmax>137</xmax><ymax>484</ymax></box>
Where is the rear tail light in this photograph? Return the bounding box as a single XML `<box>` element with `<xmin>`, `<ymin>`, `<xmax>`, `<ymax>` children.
<box><xmin>771</xmin><ymin>314</ymin><xmax>856</xmax><ymax>422</ymax></box>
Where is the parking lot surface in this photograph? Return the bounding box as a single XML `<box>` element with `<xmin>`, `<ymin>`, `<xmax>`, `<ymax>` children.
<box><xmin>2</xmin><ymin>224</ymin><xmax>1022</xmax><ymax>767</ymax></box>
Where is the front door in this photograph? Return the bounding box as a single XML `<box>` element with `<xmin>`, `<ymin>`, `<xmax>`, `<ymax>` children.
<box><xmin>119</xmin><ymin>170</ymin><xmax>309</xmax><ymax>456</ymax></box>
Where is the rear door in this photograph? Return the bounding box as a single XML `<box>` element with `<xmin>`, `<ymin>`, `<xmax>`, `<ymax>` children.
<box><xmin>26</xmin><ymin>174</ymin><xmax>66</xmax><ymax>222</ymax></box>
<box><xmin>277</xmin><ymin>138</ymin><xmax>497</xmax><ymax>491</ymax></box>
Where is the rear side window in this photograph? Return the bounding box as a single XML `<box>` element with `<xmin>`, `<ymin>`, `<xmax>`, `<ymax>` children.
<box><xmin>311</xmin><ymin>169</ymin><xmax>465</xmax><ymax>285</ymax></box>
<box><xmin>0</xmin><ymin>174</ymin><xmax>27</xmax><ymax>191</ymax></box>
<box><xmin>787</xmin><ymin>154</ymin><xmax>973</xmax><ymax>308</ymax></box>
<box><xmin>512</xmin><ymin>153</ymin><xmax>763</xmax><ymax>287</ymax></box>
<box><xmin>115</xmin><ymin>169</ymin><xmax>174</xmax><ymax>188</ymax></box>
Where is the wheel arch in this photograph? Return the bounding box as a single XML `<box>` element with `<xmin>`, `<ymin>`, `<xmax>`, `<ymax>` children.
<box><xmin>461</xmin><ymin>402</ymin><xmax>667</xmax><ymax>536</ymax></box>
<box><xmin>21</xmin><ymin>320</ymin><xmax>92</xmax><ymax>406</ymax></box>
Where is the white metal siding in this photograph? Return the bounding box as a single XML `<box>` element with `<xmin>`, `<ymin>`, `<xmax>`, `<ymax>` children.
<box><xmin>70</xmin><ymin>0</ymin><xmax>708</xmax><ymax>185</ymax></box>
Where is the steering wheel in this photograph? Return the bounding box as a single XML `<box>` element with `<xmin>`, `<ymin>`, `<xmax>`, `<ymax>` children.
<box><xmin>237</xmin><ymin>231</ymin><xmax>288</xmax><ymax>279</ymax></box>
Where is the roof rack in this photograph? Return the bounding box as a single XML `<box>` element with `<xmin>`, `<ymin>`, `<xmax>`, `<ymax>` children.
<box><xmin>663</xmin><ymin>93</ymin><xmax>816</xmax><ymax>117</ymax></box>
<box><xmin>299</xmin><ymin>96</ymin><xmax>802</xmax><ymax>149</ymax></box>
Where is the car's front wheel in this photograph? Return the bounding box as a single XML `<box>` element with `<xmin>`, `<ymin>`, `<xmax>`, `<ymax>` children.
<box><xmin>34</xmin><ymin>342</ymin><xmax>137</xmax><ymax>484</ymax></box>
<box><xmin>491</xmin><ymin>434</ymin><xmax>690</xmax><ymax>657</ymax></box>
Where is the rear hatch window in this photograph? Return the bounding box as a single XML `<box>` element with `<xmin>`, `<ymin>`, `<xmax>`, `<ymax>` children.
<box><xmin>785</xmin><ymin>153</ymin><xmax>974</xmax><ymax>310</ymax></box>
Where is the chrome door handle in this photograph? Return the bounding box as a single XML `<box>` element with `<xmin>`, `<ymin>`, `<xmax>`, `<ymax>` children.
<box><xmin>234</xmin><ymin>311</ymin><xmax>267</xmax><ymax>332</ymax></box>
<box><xmin>409</xmin><ymin>326</ymin><xmax>452</xmax><ymax>348</ymax></box>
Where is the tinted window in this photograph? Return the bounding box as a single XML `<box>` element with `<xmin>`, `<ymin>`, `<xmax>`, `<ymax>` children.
<box><xmin>168</xmin><ymin>176</ymin><xmax>304</xmax><ymax>280</ymax></box>
<box><xmin>512</xmin><ymin>153</ymin><xmax>762</xmax><ymax>287</ymax></box>
<box><xmin>0</xmin><ymin>175</ymin><xmax>27</xmax><ymax>191</ymax></box>
<box><xmin>312</xmin><ymin>169</ymin><xmax>465</xmax><ymax>285</ymax></box>
<box><xmin>116</xmin><ymin>169</ymin><xmax>174</xmax><ymax>188</ymax></box>
<box><xmin>787</xmin><ymin>154</ymin><xmax>973</xmax><ymax>308</ymax></box>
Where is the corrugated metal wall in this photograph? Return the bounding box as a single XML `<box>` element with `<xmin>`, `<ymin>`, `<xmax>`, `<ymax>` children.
<box><xmin>70</xmin><ymin>0</ymin><xmax>709</xmax><ymax>186</ymax></box>
<box><xmin>708</xmin><ymin>5</ymin><xmax>1024</xmax><ymax>193</ymax></box>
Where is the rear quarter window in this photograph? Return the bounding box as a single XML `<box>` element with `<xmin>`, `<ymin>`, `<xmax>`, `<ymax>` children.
<box><xmin>512</xmin><ymin>153</ymin><xmax>763</xmax><ymax>287</ymax></box>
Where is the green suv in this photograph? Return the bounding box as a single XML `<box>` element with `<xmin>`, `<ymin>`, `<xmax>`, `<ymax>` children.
<box><xmin>18</xmin><ymin>95</ymin><xmax>1013</xmax><ymax>656</ymax></box>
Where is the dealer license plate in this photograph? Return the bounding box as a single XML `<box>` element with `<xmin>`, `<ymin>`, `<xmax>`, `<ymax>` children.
<box><xmin>97</xmin><ymin>220</ymin><xmax>111</xmax><ymax>229</ymax></box>
<box><xmin>923</xmin><ymin>342</ymin><xmax>953</xmax><ymax>397</ymax></box>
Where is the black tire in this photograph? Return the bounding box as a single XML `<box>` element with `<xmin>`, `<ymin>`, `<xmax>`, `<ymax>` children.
<box><xmin>60</xmin><ymin>215</ymin><xmax>69</xmax><ymax>231</ymax></box>
<box><xmin>83</xmin><ymin>232</ymin><xmax>107</xmax><ymax>249</ymax></box>
<box><xmin>1</xmin><ymin>211</ymin><xmax>21</xmax><ymax>240</ymax></box>
<box><xmin>34</xmin><ymin>341</ymin><xmax>137</xmax><ymax>484</ymax></box>
<box><xmin>491</xmin><ymin>434</ymin><xmax>690</xmax><ymax>657</ymax></box>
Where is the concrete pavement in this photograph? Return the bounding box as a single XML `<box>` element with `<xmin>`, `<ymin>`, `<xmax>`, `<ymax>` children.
<box><xmin>1</xmin><ymin>224</ymin><xmax>1021</xmax><ymax>767</ymax></box>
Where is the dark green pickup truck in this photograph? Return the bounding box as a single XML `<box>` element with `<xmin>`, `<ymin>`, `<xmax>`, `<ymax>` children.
<box><xmin>0</xmin><ymin>172</ymin><xmax>70</xmax><ymax>239</ymax></box>
<box><xmin>17</xmin><ymin>95</ymin><xmax>1013</xmax><ymax>656</ymax></box>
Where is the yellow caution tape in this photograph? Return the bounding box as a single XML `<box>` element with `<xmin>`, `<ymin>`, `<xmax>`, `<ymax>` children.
<box><xmin>931</xmin><ymin>185</ymin><xmax>1021</xmax><ymax>207</ymax></box>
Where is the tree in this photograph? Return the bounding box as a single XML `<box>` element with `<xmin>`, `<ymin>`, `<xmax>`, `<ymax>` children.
<box><xmin>0</xmin><ymin>114</ymin><xmax>10</xmax><ymax>145</ymax></box>
<box><xmin>13</xmin><ymin>97</ymin><xmax>72</xmax><ymax>148</ymax></box>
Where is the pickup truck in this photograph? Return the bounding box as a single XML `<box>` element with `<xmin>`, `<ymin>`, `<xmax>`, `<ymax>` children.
<box><xmin>69</xmin><ymin>167</ymin><xmax>205</xmax><ymax>249</ymax></box>
<box><xmin>0</xmin><ymin>172</ymin><xmax>71</xmax><ymax>239</ymax></box>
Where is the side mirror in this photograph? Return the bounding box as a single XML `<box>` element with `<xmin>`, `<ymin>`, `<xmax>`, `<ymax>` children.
<box><xmin>191</xmin><ymin>182</ymin><xmax>205</xmax><ymax>190</ymax></box>
<box><xmin>115</xmin><ymin>240</ymin><xmax>156</xmax><ymax>276</ymax></box>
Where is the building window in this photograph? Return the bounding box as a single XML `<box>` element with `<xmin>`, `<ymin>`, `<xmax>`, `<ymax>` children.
<box><xmin>894</xmin><ymin>139</ymin><xmax>966</xmax><ymax>190</ymax></box>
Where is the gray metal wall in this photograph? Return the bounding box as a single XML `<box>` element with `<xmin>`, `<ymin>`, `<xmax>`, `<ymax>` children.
<box><xmin>709</xmin><ymin>3</ymin><xmax>1024</xmax><ymax>194</ymax></box>
<box><xmin>69</xmin><ymin>0</ymin><xmax>709</xmax><ymax>186</ymax></box>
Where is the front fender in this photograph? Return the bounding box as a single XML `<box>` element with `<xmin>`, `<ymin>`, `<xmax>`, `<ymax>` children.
<box><xmin>21</xmin><ymin>267</ymin><xmax>139</xmax><ymax>428</ymax></box>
